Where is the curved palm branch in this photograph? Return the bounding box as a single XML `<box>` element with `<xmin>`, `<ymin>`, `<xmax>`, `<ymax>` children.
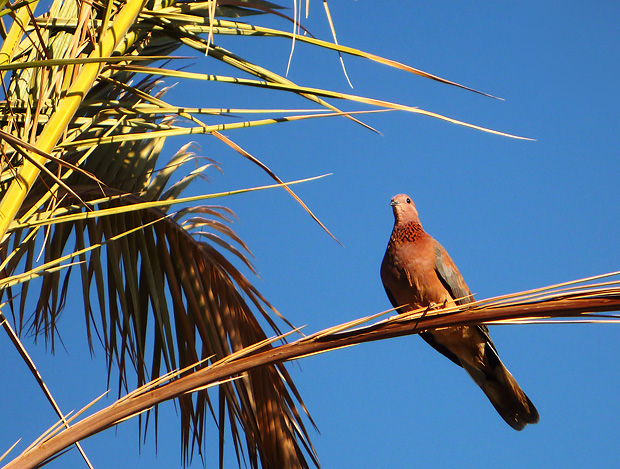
<box><xmin>5</xmin><ymin>272</ymin><xmax>620</xmax><ymax>469</ymax></box>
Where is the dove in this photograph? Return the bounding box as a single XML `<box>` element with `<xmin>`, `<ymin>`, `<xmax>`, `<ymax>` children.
<box><xmin>380</xmin><ymin>194</ymin><xmax>538</xmax><ymax>430</ymax></box>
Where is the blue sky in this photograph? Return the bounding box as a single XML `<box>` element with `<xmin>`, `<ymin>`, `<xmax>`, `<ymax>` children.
<box><xmin>3</xmin><ymin>1</ymin><xmax>620</xmax><ymax>468</ymax></box>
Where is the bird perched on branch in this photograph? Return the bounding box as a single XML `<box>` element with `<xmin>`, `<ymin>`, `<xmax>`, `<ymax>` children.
<box><xmin>380</xmin><ymin>194</ymin><xmax>539</xmax><ymax>430</ymax></box>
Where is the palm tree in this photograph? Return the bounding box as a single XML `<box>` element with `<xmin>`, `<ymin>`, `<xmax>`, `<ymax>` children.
<box><xmin>1</xmin><ymin>1</ymin><xmax>338</xmax><ymax>466</ymax></box>
<box><xmin>2</xmin><ymin>1</ymin><xmax>620</xmax><ymax>468</ymax></box>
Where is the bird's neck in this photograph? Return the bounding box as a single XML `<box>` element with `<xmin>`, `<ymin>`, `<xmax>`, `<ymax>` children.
<box><xmin>389</xmin><ymin>221</ymin><xmax>424</xmax><ymax>245</ymax></box>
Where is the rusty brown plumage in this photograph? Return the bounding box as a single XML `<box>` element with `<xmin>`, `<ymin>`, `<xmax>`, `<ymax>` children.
<box><xmin>380</xmin><ymin>194</ymin><xmax>539</xmax><ymax>430</ymax></box>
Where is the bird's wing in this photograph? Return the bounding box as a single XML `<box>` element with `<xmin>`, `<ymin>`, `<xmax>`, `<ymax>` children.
<box><xmin>433</xmin><ymin>242</ymin><xmax>497</xmax><ymax>353</ymax></box>
<box><xmin>433</xmin><ymin>242</ymin><xmax>473</xmax><ymax>306</ymax></box>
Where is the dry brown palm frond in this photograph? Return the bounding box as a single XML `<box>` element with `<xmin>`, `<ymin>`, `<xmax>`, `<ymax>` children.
<box><xmin>1</xmin><ymin>151</ymin><xmax>320</xmax><ymax>467</ymax></box>
<box><xmin>5</xmin><ymin>272</ymin><xmax>620</xmax><ymax>469</ymax></box>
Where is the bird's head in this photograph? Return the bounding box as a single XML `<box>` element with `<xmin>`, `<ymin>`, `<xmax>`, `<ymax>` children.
<box><xmin>390</xmin><ymin>194</ymin><xmax>421</xmax><ymax>225</ymax></box>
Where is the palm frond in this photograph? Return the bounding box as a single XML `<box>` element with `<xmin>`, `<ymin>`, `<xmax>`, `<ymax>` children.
<box><xmin>2</xmin><ymin>159</ymin><xmax>322</xmax><ymax>466</ymax></box>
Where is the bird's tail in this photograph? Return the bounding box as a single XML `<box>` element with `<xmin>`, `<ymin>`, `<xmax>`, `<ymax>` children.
<box><xmin>462</xmin><ymin>343</ymin><xmax>539</xmax><ymax>431</ymax></box>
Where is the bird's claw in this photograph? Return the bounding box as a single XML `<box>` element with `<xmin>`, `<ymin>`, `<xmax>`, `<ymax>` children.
<box><xmin>423</xmin><ymin>299</ymin><xmax>447</xmax><ymax>313</ymax></box>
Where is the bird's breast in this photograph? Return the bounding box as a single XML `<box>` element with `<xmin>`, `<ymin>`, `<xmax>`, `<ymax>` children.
<box><xmin>382</xmin><ymin>240</ymin><xmax>443</xmax><ymax>311</ymax></box>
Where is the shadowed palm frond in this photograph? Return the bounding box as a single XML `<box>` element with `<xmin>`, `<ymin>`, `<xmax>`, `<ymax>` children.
<box><xmin>1</xmin><ymin>133</ymin><xmax>319</xmax><ymax>466</ymax></box>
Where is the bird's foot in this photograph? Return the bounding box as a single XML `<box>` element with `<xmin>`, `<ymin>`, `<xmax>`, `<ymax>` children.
<box><xmin>414</xmin><ymin>302</ymin><xmax>438</xmax><ymax>331</ymax></box>
<box><xmin>423</xmin><ymin>299</ymin><xmax>447</xmax><ymax>314</ymax></box>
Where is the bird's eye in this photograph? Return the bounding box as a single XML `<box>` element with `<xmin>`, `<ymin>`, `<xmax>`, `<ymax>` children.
<box><xmin>406</xmin><ymin>198</ymin><xmax>411</xmax><ymax>204</ymax></box>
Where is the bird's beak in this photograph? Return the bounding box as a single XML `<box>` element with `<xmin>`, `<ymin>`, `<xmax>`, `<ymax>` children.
<box><xmin>390</xmin><ymin>200</ymin><xmax>399</xmax><ymax>207</ymax></box>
